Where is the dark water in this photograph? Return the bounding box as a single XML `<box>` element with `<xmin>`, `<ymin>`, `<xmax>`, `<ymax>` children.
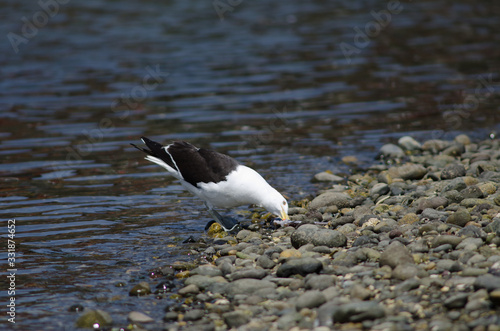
<box><xmin>1</xmin><ymin>0</ymin><xmax>500</xmax><ymax>329</ymax></box>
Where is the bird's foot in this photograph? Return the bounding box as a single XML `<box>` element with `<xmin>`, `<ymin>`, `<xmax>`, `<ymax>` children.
<box><xmin>204</xmin><ymin>218</ymin><xmax>241</xmax><ymax>234</ymax></box>
<box><xmin>206</xmin><ymin>209</ymin><xmax>241</xmax><ymax>233</ymax></box>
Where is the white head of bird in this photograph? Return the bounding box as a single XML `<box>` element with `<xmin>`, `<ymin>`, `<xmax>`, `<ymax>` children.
<box><xmin>261</xmin><ymin>188</ymin><xmax>289</xmax><ymax>221</ymax></box>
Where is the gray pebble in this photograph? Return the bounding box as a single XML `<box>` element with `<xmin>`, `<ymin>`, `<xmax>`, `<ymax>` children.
<box><xmin>417</xmin><ymin>196</ymin><xmax>449</xmax><ymax>212</ymax></box>
<box><xmin>436</xmin><ymin>259</ymin><xmax>463</xmax><ymax>272</ymax></box>
<box><xmin>257</xmin><ymin>254</ymin><xmax>276</xmax><ymax>269</ymax></box>
<box><xmin>460</xmin><ymin>185</ymin><xmax>484</xmax><ymax>199</ymax></box>
<box><xmin>430</xmin><ymin>235</ymin><xmax>464</xmax><ymax>248</ymax></box>
<box><xmin>398</xmin><ymin>136</ymin><xmax>421</xmax><ymax>151</ymax></box>
<box><xmin>395</xmin><ymin>278</ymin><xmax>421</xmax><ymax>295</ymax></box>
<box><xmin>223</xmin><ymin>310</ymin><xmax>250</xmax><ymax>328</ymax></box>
<box><xmin>392</xmin><ymin>264</ymin><xmax>422</xmax><ymax>280</ymax></box>
<box><xmin>388</xmin><ymin>163</ymin><xmax>428</xmax><ymax>180</ymax></box>
<box><xmin>442</xmin><ymin>190</ymin><xmax>464</xmax><ymax>203</ymax></box>
<box><xmin>353</xmin><ymin>235</ymin><xmax>378</xmax><ymax>247</ymax></box>
<box><xmin>227</xmin><ymin>268</ymin><xmax>267</xmax><ymax>281</ymax></box>
<box><xmin>178</xmin><ymin>284</ymin><xmax>200</xmax><ymax>296</ymax></box>
<box><xmin>183</xmin><ymin>309</ymin><xmax>205</xmax><ymax>321</ymax></box>
<box><xmin>332</xmin><ymin>301</ymin><xmax>386</xmax><ymax>323</ymax></box>
<box><xmin>457</xmin><ymin>225</ymin><xmax>486</xmax><ymax>238</ymax></box>
<box><xmin>379</xmin><ymin>241</ymin><xmax>415</xmax><ymax>269</ymax></box>
<box><xmin>444</xmin><ymin>293</ymin><xmax>469</xmax><ymax>309</ymax></box>
<box><xmin>295</xmin><ymin>290</ymin><xmax>326</xmax><ymax>310</ymax></box>
<box><xmin>442</xmin><ymin>177</ymin><xmax>467</xmax><ymax>192</ymax></box>
<box><xmin>420</xmin><ymin>208</ymin><xmax>448</xmax><ymax>221</ymax></box>
<box><xmin>313</xmin><ymin>171</ymin><xmax>344</xmax><ymax>183</ymax></box>
<box><xmin>441</xmin><ymin>163</ymin><xmax>466</xmax><ymax>180</ymax></box>
<box><xmin>163</xmin><ymin>311</ymin><xmax>178</xmax><ymax>322</ymax></box>
<box><xmin>291</xmin><ymin>224</ymin><xmax>347</xmax><ymax>249</ymax></box>
<box><xmin>184</xmin><ymin>275</ymin><xmax>227</xmax><ymax>291</ymax></box>
<box><xmin>422</xmin><ymin>139</ymin><xmax>451</xmax><ymax>153</ymax></box>
<box><xmin>309</xmin><ymin>191</ymin><xmax>351</xmax><ymax>209</ymax></box>
<box><xmin>380</xmin><ymin>143</ymin><xmax>405</xmax><ymax>158</ymax></box>
<box><xmin>304</xmin><ymin>274</ymin><xmax>336</xmax><ymax>290</ymax></box>
<box><xmin>276</xmin><ymin>257</ymin><xmax>323</xmax><ymax>277</ymax></box>
<box><xmin>433</xmin><ymin>244</ymin><xmax>453</xmax><ymax>253</ymax></box>
<box><xmin>370</xmin><ymin>183</ymin><xmax>390</xmax><ymax>197</ymax></box>
<box><xmin>191</xmin><ymin>265</ymin><xmax>223</xmax><ymax>277</ymax></box>
<box><xmin>474</xmin><ymin>274</ymin><xmax>500</xmax><ymax>291</ymax></box>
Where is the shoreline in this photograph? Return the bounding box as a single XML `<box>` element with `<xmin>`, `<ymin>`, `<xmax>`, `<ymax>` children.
<box><xmin>78</xmin><ymin>134</ymin><xmax>500</xmax><ymax>330</ymax></box>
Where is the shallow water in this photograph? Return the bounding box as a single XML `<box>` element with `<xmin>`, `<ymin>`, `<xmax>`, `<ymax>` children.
<box><xmin>1</xmin><ymin>0</ymin><xmax>500</xmax><ymax>329</ymax></box>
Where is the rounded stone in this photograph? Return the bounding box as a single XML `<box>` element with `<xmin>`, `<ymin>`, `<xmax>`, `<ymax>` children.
<box><xmin>76</xmin><ymin>310</ymin><xmax>113</xmax><ymax>329</ymax></box>
<box><xmin>379</xmin><ymin>241</ymin><xmax>415</xmax><ymax>269</ymax></box>
<box><xmin>460</xmin><ymin>185</ymin><xmax>484</xmax><ymax>199</ymax></box>
<box><xmin>398</xmin><ymin>136</ymin><xmax>421</xmax><ymax>151</ymax></box>
<box><xmin>380</xmin><ymin>143</ymin><xmax>405</xmax><ymax>158</ymax></box>
<box><xmin>257</xmin><ymin>255</ymin><xmax>276</xmax><ymax>269</ymax></box>
<box><xmin>276</xmin><ymin>257</ymin><xmax>323</xmax><ymax>278</ymax></box>
<box><xmin>295</xmin><ymin>290</ymin><xmax>326</xmax><ymax>310</ymax></box>
<box><xmin>178</xmin><ymin>284</ymin><xmax>200</xmax><ymax>296</ymax></box>
<box><xmin>370</xmin><ymin>183</ymin><xmax>390</xmax><ymax>197</ymax></box>
<box><xmin>223</xmin><ymin>310</ymin><xmax>250</xmax><ymax>328</ymax></box>
<box><xmin>313</xmin><ymin>171</ymin><xmax>344</xmax><ymax>183</ymax></box>
<box><xmin>454</xmin><ymin>134</ymin><xmax>471</xmax><ymax>145</ymax></box>
<box><xmin>280</xmin><ymin>248</ymin><xmax>302</xmax><ymax>259</ymax></box>
<box><xmin>332</xmin><ymin>302</ymin><xmax>386</xmax><ymax>323</ymax></box>
<box><xmin>291</xmin><ymin>224</ymin><xmax>347</xmax><ymax>249</ymax></box>
<box><xmin>227</xmin><ymin>268</ymin><xmax>267</xmax><ymax>281</ymax></box>
<box><xmin>129</xmin><ymin>282</ymin><xmax>151</xmax><ymax>296</ymax></box>
<box><xmin>388</xmin><ymin>163</ymin><xmax>427</xmax><ymax>180</ymax></box>
<box><xmin>128</xmin><ymin>311</ymin><xmax>154</xmax><ymax>323</ymax></box>
<box><xmin>399</xmin><ymin>213</ymin><xmax>419</xmax><ymax>225</ymax></box>
<box><xmin>417</xmin><ymin>197</ymin><xmax>449</xmax><ymax>212</ymax></box>
<box><xmin>441</xmin><ymin>163</ymin><xmax>466</xmax><ymax>180</ymax></box>
<box><xmin>309</xmin><ymin>192</ymin><xmax>351</xmax><ymax>209</ymax></box>
<box><xmin>446</xmin><ymin>209</ymin><xmax>471</xmax><ymax>227</ymax></box>
<box><xmin>183</xmin><ymin>309</ymin><xmax>205</xmax><ymax>321</ymax></box>
<box><xmin>430</xmin><ymin>235</ymin><xmax>463</xmax><ymax>248</ymax></box>
<box><xmin>226</xmin><ymin>279</ymin><xmax>277</xmax><ymax>296</ymax></box>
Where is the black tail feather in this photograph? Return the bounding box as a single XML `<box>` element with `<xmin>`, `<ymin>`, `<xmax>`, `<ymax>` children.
<box><xmin>132</xmin><ymin>136</ymin><xmax>175</xmax><ymax>169</ymax></box>
<box><xmin>130</xmin><ymin>143</ymin><xmax>154</xmax><ymax>156</ymax></box>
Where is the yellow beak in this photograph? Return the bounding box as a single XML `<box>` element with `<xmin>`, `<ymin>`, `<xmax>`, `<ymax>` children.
<box><xmin>280</xmin><ymin>206</ymin><xmax>289</xmax><ymax>221</ymax></box>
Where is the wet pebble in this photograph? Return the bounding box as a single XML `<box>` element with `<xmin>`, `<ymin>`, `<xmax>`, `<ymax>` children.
<box><xmin>398</xmin><ymin>136</ymin><xmax>421</xmax><ymax>151</ymax></box>
<box><xmin>128</xmin><ymin>311</ymin><xmax>154</xmax><ymax>323</ymax></box>
<box><xmin>129</xmin><ymin>281</ymin><xmax>151</xmax><ymax>296</ymax></box>
<box><xmin>313</xmin><ymin>171</ymin><xmax>344</xmax><ymax>183</ymax></box>
<box><xmin>380</xmin><ymin>143</ymin><xmax>405</xmax><ymax>158</ymax></box>
<box><xmin>76</xmin><ymin>310</ymin><xmax>112</xmax><ymax>328</ymax></box>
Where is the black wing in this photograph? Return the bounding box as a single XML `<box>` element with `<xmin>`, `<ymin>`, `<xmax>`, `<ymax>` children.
<box><xmin>132</xmin><ymin>137</ymin><xmax>239</xmax><ymax>187</ymax></box>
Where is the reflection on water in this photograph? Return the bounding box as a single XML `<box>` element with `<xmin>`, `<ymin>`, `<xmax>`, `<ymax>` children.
<box><xmin>1</xmin><ymin>0</ymin><xmax>499</xmax><ymax>328</ymax></box>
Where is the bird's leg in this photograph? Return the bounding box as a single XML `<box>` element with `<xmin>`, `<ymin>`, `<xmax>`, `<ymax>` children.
<box><xmin>206</xmin><ymin>206</ymin><xmax>240</xmax><ymax>232</ymax></box>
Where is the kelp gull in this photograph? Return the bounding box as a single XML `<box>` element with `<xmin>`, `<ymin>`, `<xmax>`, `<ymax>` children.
<box><xmin>131</xmin><ymin>137</ymin><xmax>289</xmax><ymax>231</ymax></box>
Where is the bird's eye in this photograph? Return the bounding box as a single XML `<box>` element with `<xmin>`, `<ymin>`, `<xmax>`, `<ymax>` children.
<box><xmin>282</xmin><ymin>200</ymin><xmax>286</xmax><ymax>205</ymax></box>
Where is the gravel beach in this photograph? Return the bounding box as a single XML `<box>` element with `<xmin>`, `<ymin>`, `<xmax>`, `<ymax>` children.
<box><xmin>78</xmin><ymin>134</ymin><xmax>500</xmax><ymax>330</ymax></box>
